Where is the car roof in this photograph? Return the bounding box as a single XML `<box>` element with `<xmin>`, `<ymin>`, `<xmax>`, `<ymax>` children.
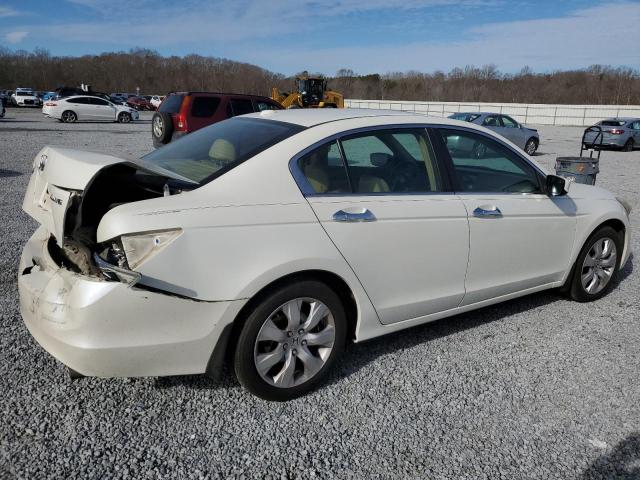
<box><xmin>243</xmin><ymin>108</ymin><xmax>476</xmax><ymax>128</ymax></box>
<box><xmin>169</xmin><ymin>91</ymin><xmax>277</xmax><ymax>100</ymax></box>
<box><xmin>602</xmin><ymin>117</ymin><xmax>639</xmax><ymax>122</ymax></box>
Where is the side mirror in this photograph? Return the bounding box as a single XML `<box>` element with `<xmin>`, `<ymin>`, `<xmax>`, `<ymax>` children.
<box><xmin>546</xmin><ymin>174</ymin><xmax>570</xmax><ymax>196</ymax></box>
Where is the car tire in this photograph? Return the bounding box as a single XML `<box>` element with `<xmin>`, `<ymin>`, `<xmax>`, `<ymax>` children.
<box><xmin>61</xmin><ymin>110</ymin><xmax>77</xmax><ymax>123</ymax></box>
<box><xmin>525</xmin><ymin>138</ymin><xmax>538</xmax><ymax>155</ymax></box>
<box><xmin>118</xmin><ymin>112</ymin><xmax>131</xmax><ymax>123</ymax></box>
<box><xmin>623</xmin><ymin>139</ymin><xmax>634</xmax><ymax>152</ymax></box>
<box><xmin>472</xmin><ymin>141</ymin><xmax>487</xmax><ymax>159</ymax></box>
<box><xmin>152</xmin><ymin>112</ymin><xmax>173</xmax><ymax>146</ymax></box>
<box><xmin>565</xmin><ymin>226</ymin><xmax>622</xmax><ymax>302</ymax></box>
<box><xmin>234</xmin><ymin>279</ymin><xmax>347</xmax><ymax>401</ymax></box>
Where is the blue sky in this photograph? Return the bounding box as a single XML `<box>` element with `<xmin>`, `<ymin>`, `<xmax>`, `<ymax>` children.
<box><xmin>1</xmin><ymin>0</ymin><xmax>639</xmax><ymax>75</ymax></box>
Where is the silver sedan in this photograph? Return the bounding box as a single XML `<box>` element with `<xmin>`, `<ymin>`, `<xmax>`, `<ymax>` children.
<box><xmin>584</xmin><ymin>118</ymin><xmax>640</xmax><ymax>151</ymax></box>
<box><xmin>449</xmin><ymin>112</ymin><xmax>540</xmax><ymax>155</ymax></box>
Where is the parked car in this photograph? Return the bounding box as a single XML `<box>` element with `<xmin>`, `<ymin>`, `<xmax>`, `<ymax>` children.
<box><xmin>18</xmin><ymin>109</ymin><xmax>631</xmax><ymax>400</ymax></box>
<box><xmin>448</xmin><ymin>112</ymin><xmax>540</xmax><ymax>155</ymax></box>
<box><xmin>42</xmin><ymin>95</ymin><xmax>139</xmax><ymax>123</ymax></box>
<box><xmin>11</xmin><ymin>90</ymin><xmax>42</xmax><ymax>107</ymax></box>
<box><xmin>109</xmin><ymin>94</ymin><xmax>128</xmax><ymax>106</ymax></box>
<box><xmin>149</xmin><ymin>95</ymin><xmax>164</xmax><ymax>109</ymax></box>
<box><xmin>37</xmin><ymin>91</ymin><xmax>57</xmax><ymax>102</ymax></box>
<box><xmin>583</xmin><ymin>118</ymin><xmax>640</xmax><ymax>152</ymax></box>
<box><xmin>151</xmin><ymin>91</ymin><xmax>283</xmax><ymax>148</ymax></box>
<box><xmin>126</xmin><ymin>95</ymin><xmax>154</xmax><ymax>111</ymax></box>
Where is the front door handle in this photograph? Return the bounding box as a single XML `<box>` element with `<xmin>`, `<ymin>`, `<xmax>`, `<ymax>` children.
<box><xmin>332</xmin><ymin>208</ymin><xmax>376</xmax><ymax>222</ymax></box>
<box><xmin>473</xmin><ymin>206</ymin><xmax>502</xmax><ymax>218</ymax></box>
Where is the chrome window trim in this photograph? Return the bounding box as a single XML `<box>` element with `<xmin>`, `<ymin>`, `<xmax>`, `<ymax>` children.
<box><xmin>289</xmin><ymin>123</ymin><xmax>450</xmax><ymax>197</ymax></box>
<box><xmin>288</xmin><ymin>122</ymin><xmax>548</xmax><ymax>198</ymax></box>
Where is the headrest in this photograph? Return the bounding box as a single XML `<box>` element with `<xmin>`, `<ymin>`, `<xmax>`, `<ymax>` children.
<box><xmin>370</xmin><ymin>152</ymin><xmax>392</xmax><ymax>167</ymax></box>
<box><xmin>209</xmin><ymin>139</ymin><xmax>236</xmax><ymax>164</ymax></box>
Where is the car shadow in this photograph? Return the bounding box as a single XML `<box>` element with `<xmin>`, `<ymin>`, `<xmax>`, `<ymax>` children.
<box><xmin>582</xmin><ymin>433</ymin><xmax>640</xmax><ymax>479</ymax></box>
<box><xmin>0</xmin><ymin>169</ymin><xmax>22</xmax><ymax>178</ymax></box>
<box><xmin>155</xmin><ymin>254</ymin><xmax>634</xmax><ymax>393</ymax></box>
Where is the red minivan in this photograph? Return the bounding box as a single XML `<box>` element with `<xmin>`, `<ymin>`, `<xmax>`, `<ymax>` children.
<box><xmin>151</xmin><ymin>92</ymin><xmax>282</xmax><ymax>148</ymax></box>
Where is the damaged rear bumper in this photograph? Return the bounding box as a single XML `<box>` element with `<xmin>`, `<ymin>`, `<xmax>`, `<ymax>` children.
<box><xmin>18</xmin><ymin>226</ymin><xmax>247</xmax><ymax>377</ymax></box>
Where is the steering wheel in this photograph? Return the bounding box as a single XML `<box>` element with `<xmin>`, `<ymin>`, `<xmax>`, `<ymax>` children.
<box><xmin>390</xmin><ymin>161</ymin><xmax>420</xmax><ymax>192</ymax></box>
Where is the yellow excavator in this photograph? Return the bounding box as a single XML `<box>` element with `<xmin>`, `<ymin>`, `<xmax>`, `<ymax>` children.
<box><xmin>271</xmin><ymin>76</ymin><xmax>344</xmax><ymax>109</ymax></box>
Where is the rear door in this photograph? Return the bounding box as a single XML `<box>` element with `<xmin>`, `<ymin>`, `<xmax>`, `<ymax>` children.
<box><xmin>298</xmin><ymin>127</ymin><xmax>469</xmax><ymax>325</ymax></box>
<box><xmin>188</xmin><ymin>95</ymin><xmax>221</xmax><ymax>132</ymax></box>
<box><xmin>66</xmin><ymin>97</ymin><xmax>92</xmax><ymax>120</ymax></box>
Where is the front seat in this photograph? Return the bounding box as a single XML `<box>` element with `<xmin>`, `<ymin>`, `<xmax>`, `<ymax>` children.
<box><xmin>358</xmin><ymin>175</ymin><xmax>390</xmax><ymax>193</ymax></box>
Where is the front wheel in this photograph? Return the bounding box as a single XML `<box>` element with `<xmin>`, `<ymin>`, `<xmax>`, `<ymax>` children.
<box><xmin>525</xmin><ymin>138</ymin><xmax>538</xmax><ymax>155</ymax></box>
<box><xmin>118</xmin><ymin>112</ymin><xmax>131</xmax><ymax>123</ymax></box>
<box><xmin>565</xmin><ymin>226</ymin><xmax>622</xmax><ymax>302</ymax></box>
<box><xmin>234</xmin><ymin>280</ymin><xmax>347</xmax><ymax>401</ymax></box>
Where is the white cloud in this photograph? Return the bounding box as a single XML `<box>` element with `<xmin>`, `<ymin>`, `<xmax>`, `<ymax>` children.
<box><xmin>0</xmin><ymin>6</ymin><xmax>19</xmax><ymax>18</ymax></box>
<box><xmin>5</xmin><ymin>31</ymin><xmax>28</xmax><ymax>44</ymax></box>
<box><xmin>254</xmin><ymin>2</ymin><xmax>640</xmax><ymax>74</ymax></box>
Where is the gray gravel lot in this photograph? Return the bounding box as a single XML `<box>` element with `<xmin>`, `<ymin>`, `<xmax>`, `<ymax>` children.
<box><xmin>1</xmin><ymin>109</ymin><xmax>639</xmax><ymax>479</ymax></box>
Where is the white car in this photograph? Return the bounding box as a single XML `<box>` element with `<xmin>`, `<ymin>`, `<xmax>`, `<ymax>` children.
<box><xmin>12</xmin><ymin>90</ymin><xmax>41</xmax><ymax>107</ymax></box>
<box><xmin>18</xmin><ymin>109</ymin><xmax>631</xmax><ymax>400</ymax></box>
<box><xmin>42</xmin><ymin>95</ymin><xmax>139</xmax><ymax>123</ymax></box>
<box><xmin>150</xmin><ymin>95</ymin><xmax>164</xmax><ymax>109</ymax></box>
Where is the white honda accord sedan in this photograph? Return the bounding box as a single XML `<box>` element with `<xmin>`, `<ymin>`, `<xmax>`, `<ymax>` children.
<box><xmin>19</xmin><ymin>109</ymin><xmax>631</xmax><ymax>400</ymax></box>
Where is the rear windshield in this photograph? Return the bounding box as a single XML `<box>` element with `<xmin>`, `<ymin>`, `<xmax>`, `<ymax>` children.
<box><xmin>159</xmin><ymin>94</ymin><xmax>184</xmax><ymax>113</ymax></box>
<box><xmin>600</xmin><ymin>120</ymin><xmax>626</xmax><ymax>126</ymax></box>
<box><xmin>450</xmin><ymin>113</ymin><xmax>480</xmax><ymax>122</ymax></box>
<box><xmin>140</xmin><ymin>117</ymin><xmax>304</xmax><ymax>184</ymax></box>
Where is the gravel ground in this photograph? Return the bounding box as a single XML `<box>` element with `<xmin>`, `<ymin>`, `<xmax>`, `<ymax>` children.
<box><xmin>1</xmin><ymin>109</ymin><xmax>639</xmax><ymax>479</ymax></box>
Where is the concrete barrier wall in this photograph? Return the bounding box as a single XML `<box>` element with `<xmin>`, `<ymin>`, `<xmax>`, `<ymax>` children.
<box><xmin>344</xmin><ymin>99</ymin><xmax>640</xmax><ymax>127</ymax></box>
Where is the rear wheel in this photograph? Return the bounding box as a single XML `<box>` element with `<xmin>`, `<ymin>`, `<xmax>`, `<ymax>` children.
<box><xmin>61</xmin><ymin>110</ymin><xmax>77</xmax><ymax>123</ymax></box>
<box><xmin>151</xmin><ymin>112</ymin><xmax>173</xmax><ymax>147</ymax></box>
<box><xmin>118</xmin><ymin>112</ymin><xmax>131</xmax><ymax>123</ymax></box>
<box><xmin>623</xmin><ymin>139</ymin><xmax>634</xmax><ymax>152</ymax></box>
<box><xmin>525</xmin><ymin>138</ymin><xmax>538</xmax><ymax>155</ymax></box>
<box><xmin>234</xmin><ymin>279</ymin><xmax>346</xmax><ymax>401</ymax></box>
<box><xmin>565</xmin><ymin>226</ymin><xmax>622</xmax><ymax>302</ymax></box>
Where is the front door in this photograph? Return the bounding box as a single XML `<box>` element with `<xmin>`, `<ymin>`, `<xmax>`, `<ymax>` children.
<box><xmin>297</xmin><ymin>128</ymin><xmax>469</xmax><ymax>325</ymax></box>
<box><xmin>437</xmin><ymin>128</ymin><xmax>576</xmax><ymax>305</ymax></box>
<box><xmin>500</xmin><ymin>115</ymin><xmax>526</xmax><ymax>148</ymax></box>
<box><xmin>90</xmin><ymin>97</ymin><xmax>116</xmax><ymax>120</ymax></box>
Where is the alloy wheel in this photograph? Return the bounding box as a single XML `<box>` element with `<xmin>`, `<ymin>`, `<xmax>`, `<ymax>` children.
<box><xmin>581</xmin><ymin>237</ymin><xmax>617</xmax><ymax>294</ymax></box>
<box><xmin>62</xmin><ymin>111</ymin><xmax>76</xmax><ymax>123</ymax></box>
<box><xmin>526</xmin><ymin>140</ymin><xmax>537</xmax><ymax>155</ymax></box>
<box><xmin>253</xmin><ymin>297</ymin><xmax>335</xmax><ymax>388</ymax></box>
<box><xmin>153</xmin><ymin>116</ymin><xmax>164</xmax><ymax>137</ymax></box>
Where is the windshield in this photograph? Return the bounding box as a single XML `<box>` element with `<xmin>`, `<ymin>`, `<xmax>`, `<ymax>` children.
<box><xmin>140</xmin><ymin>117</ymin><xmax>304</xmax><ymax>184</ymax></box>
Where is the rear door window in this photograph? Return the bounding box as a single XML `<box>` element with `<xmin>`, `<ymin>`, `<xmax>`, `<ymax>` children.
<box><xmin>482</xmin><ymin>115</ymin><xmax>501</xmax><ymax>127</ymax></box>
<box><xmin>158</xmin><ymin>94</ymin><xmax>184</xmax><ymax>114</ymax></box>
<box><xmin>229</xmin><ymin>98</ymin><xmax>254</xmax><ymax>116</ymax></box>
<box><xmin>90</xmin><ymin>97</ymin><xmax>109</xmax><ymax>106</ymax></box>
<box><xmin>67</xmin><ymin>97</ymin><xmax>90</xmax><ymax>104</ymax></box>
<box><xmin>191</xmin><ymin>96</ymin><xmax>221</xmax><ymax>117</ymax></box>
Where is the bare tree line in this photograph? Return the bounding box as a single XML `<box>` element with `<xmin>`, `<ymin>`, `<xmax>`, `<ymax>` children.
<box><xmin>1</xmin><ymin>48</ymin><xmax>639</xmax><ymax>105</ymax></box>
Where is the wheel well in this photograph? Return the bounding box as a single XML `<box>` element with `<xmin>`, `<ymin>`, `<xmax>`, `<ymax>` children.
<box><xmin>207</xmin><ymin>270</ymin><xmax>358</xmax><ymax>378</ymax></box>
<box><xmin>597</xmin><ymin>218</ymin><xmax>625</xmax><ymax>240</ymax></box>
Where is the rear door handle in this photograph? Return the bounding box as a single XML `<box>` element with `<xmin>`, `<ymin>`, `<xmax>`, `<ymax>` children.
<box><xmin>332</xmin><ymin>208</ymin><xmax>376</xmax><ymax>222</ymax></box>
<box><xmin>473</xmin><ymin>206</ymin><xmax>502</xmax><ymax>218</ymax></box>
